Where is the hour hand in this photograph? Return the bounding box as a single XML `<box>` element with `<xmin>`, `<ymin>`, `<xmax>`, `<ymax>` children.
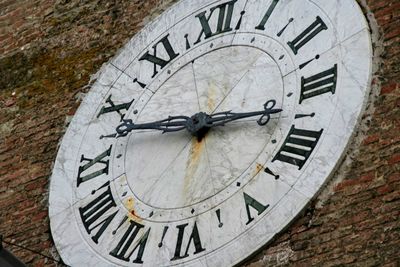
<box><xmin>115</xmin><ymin>116</ymin><xmax>191</xmax><ymax>137</ymax></box>
<box><xmin>208</xmin><ymin>100</ymin><xmax>283</xmax><ymax>127</ymax></box>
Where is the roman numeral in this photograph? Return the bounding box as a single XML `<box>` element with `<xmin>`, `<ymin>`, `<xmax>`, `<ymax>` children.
<box><xmin>194</xmin><ymin>0</ymin><xmax>238</xmax><ymax>44</ymax></box>
<box><xmin>243</xmin><ymin>192</ymin><xmax>269</xmax><ymax>225</ymax></box>
<box><xmin>171</xmin><ymin>222</ymin><xmax>205</xmax><ymax>261</ymax></box>
<box><xmin>79</xmin><ymin>182</ymin><xmax>118</xmax><ymax>244</ymax></box>
<box><xmin>300</xmin><ymin>64</ymin><xmax>337</xmax><ymax>103</ymax></box>
<box><xmin>255</xmin><ymin>0</ymin><xmax>279</xmax><ymax>30</ymax></box>
<box><xmin>273</xmin><ymin>125</ymin><xmax>323</xmax><ymax>170</ymax></box>
<box><xmin>77</xmin><ymin>145</ymin><xmax>112</xmax><ymax>187</ymax></box>
<box><xmin>110</xmin><ymin>219</ymin><xmax>150</xmax><ymax>263</ymax></box>
<box><xmin>97</xmin><ymin>95</ymin><xmax>134</xmax><ymax>121</ymax></box>
<box><xmin>139</xmin><ymin>34</ymin><xmax>180</xmax><ymax>78</ymax></box>
<box><xmin>287</xmin><ymin>16</ymin><xmax>327</xmax><ymax>55</ymax></box>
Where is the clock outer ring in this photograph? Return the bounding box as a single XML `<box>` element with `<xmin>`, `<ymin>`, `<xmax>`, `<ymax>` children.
<box><xmin>48</xmin><ymin>0</ymin><xmax>373</xmax><ymax>266</ymax></box>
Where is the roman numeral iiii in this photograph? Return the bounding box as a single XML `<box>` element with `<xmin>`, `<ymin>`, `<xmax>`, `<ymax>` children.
<box><xmin>273</xmin><ymin>125</ymin><xmax>323</xmax><ymax>170</ymax></box>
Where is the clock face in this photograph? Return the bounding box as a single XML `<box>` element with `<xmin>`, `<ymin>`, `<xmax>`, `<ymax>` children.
<box><xmin>49</xmin><ymin>0</ymin><xmax>372</xmax><ymax>266</ymax></box>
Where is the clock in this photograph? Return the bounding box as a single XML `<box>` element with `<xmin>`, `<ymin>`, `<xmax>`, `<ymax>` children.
<box><xmin>48</xmin><ymin>0</ymin><xmax>372</xmax><ymax>266</ymax></box>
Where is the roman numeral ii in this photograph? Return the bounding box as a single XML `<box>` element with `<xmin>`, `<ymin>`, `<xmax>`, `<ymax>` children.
<box><xmin>288</xmin><ymin>16</ymin><xmax>327</xmax><ymax>55</ymax></box>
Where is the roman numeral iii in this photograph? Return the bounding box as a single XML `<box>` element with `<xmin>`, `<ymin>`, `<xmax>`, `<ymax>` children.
<box><xmin>300</xmin><ymin>64</ymin><xmax>337</xmax><ymax>104</ymax></box>
<box><xmin>194</xmin><ymin>0</ymin><xmax>238</xmax><ymax>44</ymax></box>
<box><xmin>273</xmin><ymin>125</ymin><xmax>323</xmax><ymax>170</ymax></box>
<box><xmin>77</xmin><ymin>145</ymin><xmax>112</xmax><ymax>187</ymax></box>
<box><xmin>287</xmin><ymin>16</ymin><xmax>327</xmax><ymax>55</ymax></box>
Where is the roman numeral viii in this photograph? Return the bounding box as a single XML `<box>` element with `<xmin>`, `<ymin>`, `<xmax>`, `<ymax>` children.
<box><xmin>300</xmin><ymin>64</ymin><xmax>337</xmax><ymax>104</ymax></box>
<box><xmin>194</xmin><ymin>0</ymin><xmax>239</xmax><ymax>44</ymax></box>
<box><xmin>288</xmin><ymin>16</ymin><xmax>327</xmax><ymax>55</ymax></box>
<box><xmin>139</xmin><ymin>34</ymin><xmax>180</xmax><ymax>78</ymax></box>
<box><xmin>273</xmin><ymin>125</ymin><xmax>323</xmax><ymax>170</ymax></box>
<box><xmin>77</xmin><ymin>145</ymin><xmax>112</xmax><ymax>187</ymax></box>
<box><xmin>79</xmin><ymin>181</ymin><xmax>118</xmax><ymax>244</ymax></box>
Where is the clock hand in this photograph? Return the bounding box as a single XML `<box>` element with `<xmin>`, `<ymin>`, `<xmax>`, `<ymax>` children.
<box><xmin>206</xmin><ymin>100</ymin><xmax>282</xmax><ymax>127</ymax></box>
<box><xmin>116</xmin><ymin>116</ymin><xmax>191</xmax><ymax>137</ymax></box>
<box><xmin>115</xmin><ymin>100</ymin><xmax>282</xmax><ymax>138</ymax></box>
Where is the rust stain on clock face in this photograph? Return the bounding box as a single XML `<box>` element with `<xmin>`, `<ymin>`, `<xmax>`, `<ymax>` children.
<box><xmin>125</xmin><ymin>197</ymin><xmax>142</xmax><ymax>223</ymax></box>
<box><xmin>184</xmin><ymin>137</ymin><xmax>206</xmax><ymax>197</ymax></box>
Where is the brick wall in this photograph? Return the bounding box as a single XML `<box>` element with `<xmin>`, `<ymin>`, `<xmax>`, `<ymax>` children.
<box><xmin>0</xmin><ymin>0</ymin><xmax>398</xmax><ymax>266</ymax></box>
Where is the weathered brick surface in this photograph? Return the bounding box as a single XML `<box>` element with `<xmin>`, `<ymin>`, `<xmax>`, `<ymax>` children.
<box><xmin>0</xmin><ymin>0</ymin><xmax>398</xmax><ymax>266</ymax></box>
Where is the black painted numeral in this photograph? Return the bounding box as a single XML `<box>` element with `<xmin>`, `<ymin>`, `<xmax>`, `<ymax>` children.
<box><xmin>110</xmin><ymin>219</ymin><xmax>150</xmax><ymax>264</ymax></box>
<box><xmin>244</xmin><ymin>192</ymin><xmax>270</xmax><ymax>225</ymax></box>
<box><xmin>287</xmin><ymin>16</ymin><xmax>327</xmax><ymax>55</ymax></box>
<box><xmin>97</xmin><ymin>95</ymin><xmax>134</xmax><ymax>121</ymax></box>
<box><xmin>79</xmin><ymin>182</ymin><xmax>118</xmax><ymax>244</ymax></box>
<box><xmin>139</xmin><ymin>34</ymin><xmax>180</xmax><ymax>78</ymax></box>
<box><xmin>77</xmin><ymin>145</ymin><xmax>112</xmax><ymax>187</ymax></box>
<box><xmin>300</xmin><ymin>64</ymin><xmax>337</xmax><ymax>103</ymax></box>
<box><xmin>273</xmin><ymin>125</ymin><xmax>323</xmax><ymax>170</ymax></box>
<box><xmin>194</xmin><ymin>0</ymin><xmax>238</xmax><ymax>44</ymax></box>
<box><xmin>255</xmin><ymin>0</ymin><xmax>279</xmax><ymax>30</ymax></box>
<box><xmin>171</xmin><ymin>222</ymin><xmax>206</xmax><ymax>261</ymax></box>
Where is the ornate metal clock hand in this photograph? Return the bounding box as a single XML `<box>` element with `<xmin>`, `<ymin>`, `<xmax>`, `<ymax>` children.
<box><xmin>116</xmin><ymin>115</ymin><xmax>191</xmax><ymax>137</ymax></box>
<box><xmin>115</xmin><ymin>100</ymin><xmax>282</xmax><ymax>138</ymax></box>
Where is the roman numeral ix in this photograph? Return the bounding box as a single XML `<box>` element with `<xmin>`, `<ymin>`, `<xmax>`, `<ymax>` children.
<box><xmin>273</xmin><ymin>125</ymin><xmax>323</xmax><ymax>170</ymax></box>
<box><xmin>77</xmin><ymin>145</ymin><xmax>112</xmax><ymax>187</ymax></box>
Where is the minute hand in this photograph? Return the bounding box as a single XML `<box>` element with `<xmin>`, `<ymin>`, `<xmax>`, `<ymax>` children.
<box><xmin>208</xmin><ymin>100</ymin><xmax>282</xmax><ymax>127</ymax></box>
<box><xmin>116</xmin><ymin>115</ymin><xmax>191</xmax><ymax>137</ymax></box>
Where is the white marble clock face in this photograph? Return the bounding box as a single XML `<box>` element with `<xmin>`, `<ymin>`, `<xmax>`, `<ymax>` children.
<box><xmin>49</xmin><ymin>0</ymin><xmax>372</xmax><ymax>266</ymax></box>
